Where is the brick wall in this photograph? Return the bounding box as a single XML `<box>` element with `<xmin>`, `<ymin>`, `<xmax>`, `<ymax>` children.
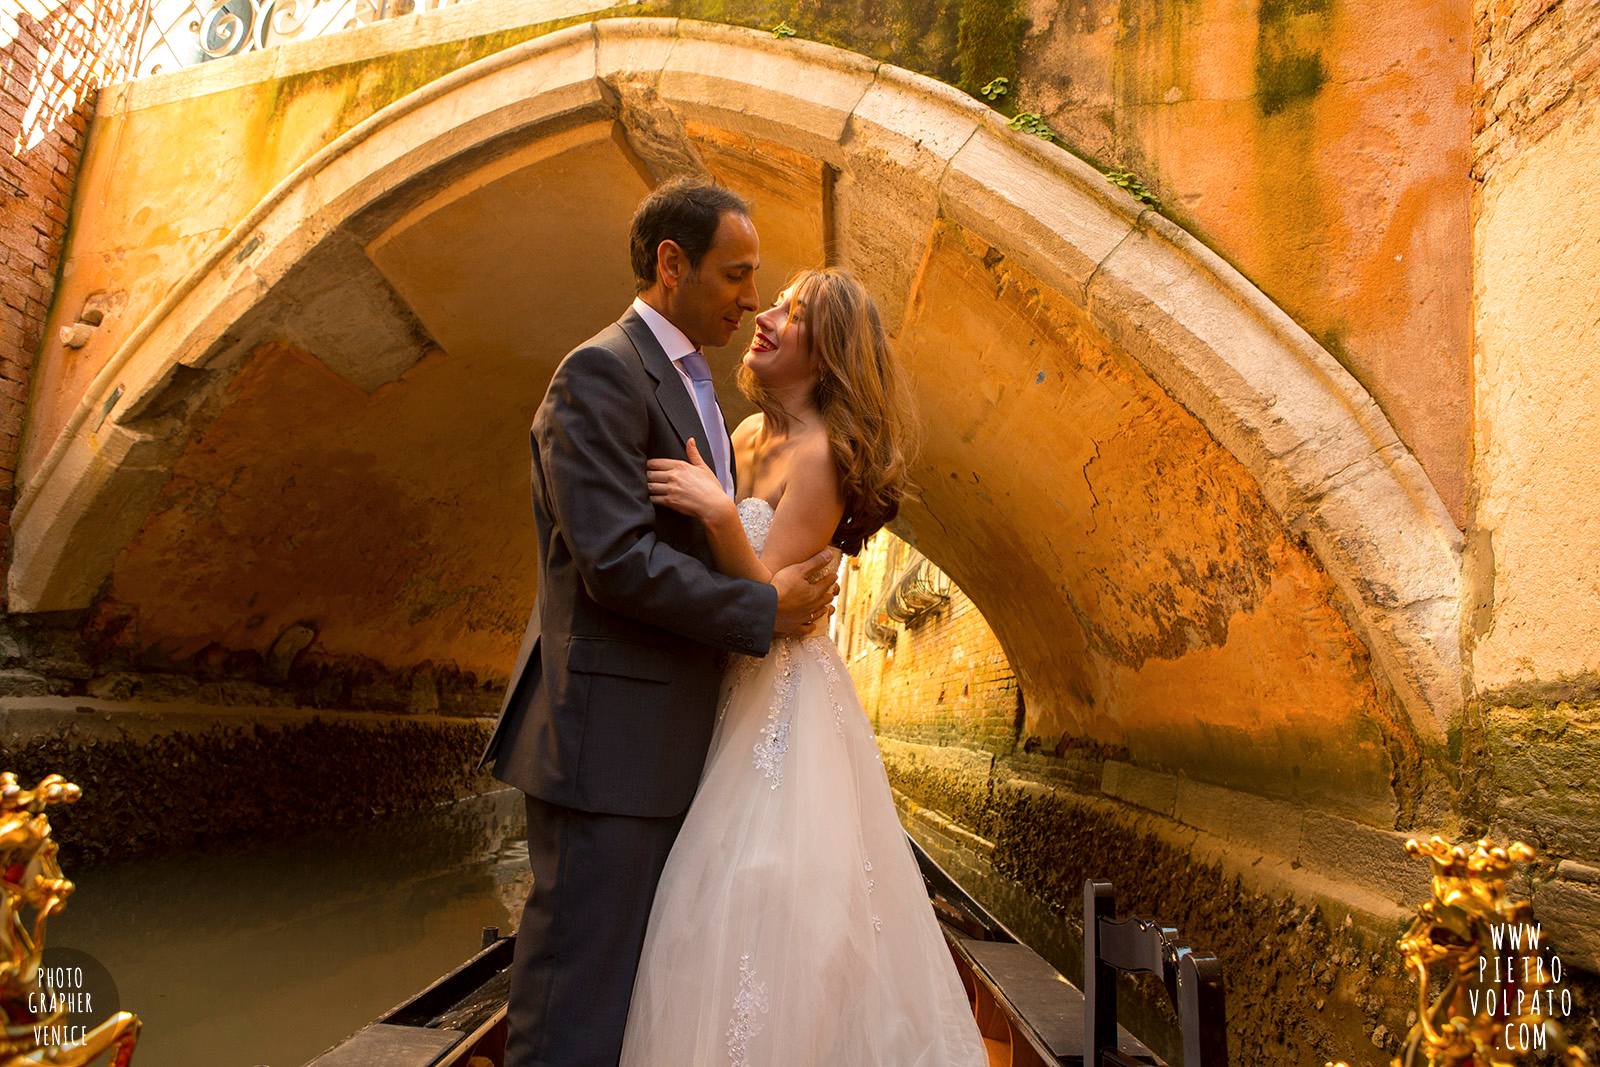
<box><xmin>0</xmin><ymin>0</ymin><xmax>148</xmax><ymax>597</ymax></box>
<box><xmin>838</xmin><ymin>533</ymin><xmax>1020</xmax><ymax>756</ymax></box>
<box><xmin>1473</xmin><ymin>0</ymin><xmax>1600</xmax><ymax>182</ymax></box>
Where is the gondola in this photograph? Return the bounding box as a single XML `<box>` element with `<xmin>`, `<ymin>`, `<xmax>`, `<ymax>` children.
<box><xmin>304</xmin><ymin>836</ymin><xmax>1161</xmax><ymax>1067</ymax></box>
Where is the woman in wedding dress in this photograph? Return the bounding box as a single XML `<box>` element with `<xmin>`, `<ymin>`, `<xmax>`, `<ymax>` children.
<box><xmin>626</xmin><ymin>268</ymin><xmax>988</xmax><ymax>1066</ymax></box>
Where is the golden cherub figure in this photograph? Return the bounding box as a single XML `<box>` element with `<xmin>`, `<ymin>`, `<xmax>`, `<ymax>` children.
<box><xmin>0</xmin><ymin>772</ymin><xmax>139</xmax><ymax>1067</ymax></box>
<box><xmin>1327</xmin><ymin>836</ymin><xmax>1590</xmax><ymax>1067</ymax></box>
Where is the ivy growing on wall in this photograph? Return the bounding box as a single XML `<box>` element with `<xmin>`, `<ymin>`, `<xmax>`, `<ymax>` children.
<box><xmin>1105</xmin><ymin>168</ymin><xmax>1160</xmax><ymax>208</ymax></box>
<box><xmin>979</xmin><ymin>75</ymin><xmax>1008</xmax><ymax>101</ymax></box>
<box><xmin>1007</xmin><ymin>111</ymin><xmax>1056</xmax><ymax>142</ymax></box>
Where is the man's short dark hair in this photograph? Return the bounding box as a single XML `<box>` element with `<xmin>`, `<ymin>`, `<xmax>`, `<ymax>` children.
<box><xmin>629</xmin><ymin>177</ymin><xmax>750</xmax><ymax>292</ymax></box>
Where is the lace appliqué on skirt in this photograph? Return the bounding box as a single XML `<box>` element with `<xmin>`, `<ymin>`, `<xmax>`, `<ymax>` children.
<box><xmin>752</xmin><ymin>642</ymin><xmax>799</xmax><ymax>788</ymax></box>
<box><xmin>865</xmin><ymin>857</ymin><xmax>882</xmax><ymax>931</ymax></box>
<box><xmin>725</xmin><ymin>953</ymin><xmax>769</xmax><ymax>1066</ymax></box>
<box><xmin>812</xmin><ymin>638</ymin><xmax>846</xmax><ymax>736</ymax></box>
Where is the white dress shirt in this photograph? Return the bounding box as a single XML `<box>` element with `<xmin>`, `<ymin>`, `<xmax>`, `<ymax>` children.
<box><xmin>631</xmin><ymin>297</ymin><xmax>736</xmax><ymax>498</ymax></box>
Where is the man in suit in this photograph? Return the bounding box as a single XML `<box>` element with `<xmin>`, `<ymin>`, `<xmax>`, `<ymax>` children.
<box><xmin>478</xmin><ymin>178</ymin><xmax>842</xmax><ymax>1066</ymax></box>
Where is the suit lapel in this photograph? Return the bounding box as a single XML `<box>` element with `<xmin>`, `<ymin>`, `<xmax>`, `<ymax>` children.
<box><xmin>619</xmin><ymin>308</ymin><xmax>709</xmax><ymax>455</ymax></box>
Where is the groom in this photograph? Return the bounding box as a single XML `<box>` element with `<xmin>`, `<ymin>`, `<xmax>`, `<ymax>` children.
<box><xmin>478</xmin><ymin>177</ymin><xmax>841</xmax><ymax>1066</ymax></box>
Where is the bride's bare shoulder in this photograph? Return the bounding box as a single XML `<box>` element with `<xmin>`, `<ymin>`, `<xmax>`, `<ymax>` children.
<box><xmin>762</xmin><ymin>430</ymin><xmax>844</xmax><ymax>566</ymax></box>
<box><xmin>782</xmin><ymin>430</ymin><xmax>841</xmax><ymax>498</ymax></box>
<box><xmin>732</xmin><ymin>412</ymin><xmax>764</xmax><ymax>445</ymax></box>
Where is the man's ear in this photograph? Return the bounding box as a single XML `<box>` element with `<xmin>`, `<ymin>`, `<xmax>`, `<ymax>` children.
<box><xmin>656</xmin><ymin>239</ymin><xmax>685</xmax><ymax>290</ymax></box>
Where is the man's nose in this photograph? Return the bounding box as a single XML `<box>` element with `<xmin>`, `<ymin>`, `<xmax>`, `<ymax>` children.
<box><xmin>739</xmin><ymin>278</ymin><xmax>759</xmax><ymax>311</ymax></box>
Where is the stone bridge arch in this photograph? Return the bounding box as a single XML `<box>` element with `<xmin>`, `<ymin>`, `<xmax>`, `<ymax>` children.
<box><xmin>10</xmin><ymin>18</ymin><xmax>1461</xmax><ymax>819</ymax></box>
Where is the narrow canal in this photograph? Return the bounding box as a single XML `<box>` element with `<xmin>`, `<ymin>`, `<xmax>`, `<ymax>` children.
<box><xmin>49</xmin><ymin>788</ymin><xmax>530</xmax><ymax>1066</ymax></box>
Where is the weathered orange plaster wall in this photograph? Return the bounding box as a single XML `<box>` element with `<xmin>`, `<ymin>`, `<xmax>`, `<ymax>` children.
<box><xmin>96</xmin><ymin>128</ymin><xmax>656</xmax><ymax>679</ymax></box>
<box><xmin>99</xmin><ymin>339</ymin><xmax>541</xmax><ymax>677</ymax></box>
<box><xmin>892</xmin><ymin>220</ymin><xmax>1404</xmax><ymax>818</ymax></box>
<box><xmin>1021</xmin><ymin>0</ymin><xmax>1473</xmax><ymax>523</ymax></box>
<box><xmin>22</xmin><ymin>25</ymin><xmax>556</xmax><ymax>484</ymax></box>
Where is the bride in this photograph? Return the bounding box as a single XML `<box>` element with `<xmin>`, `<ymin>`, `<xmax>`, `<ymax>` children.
<box><xmin>627</xmin><ymin>267</ymin><xmax>988</xmax><ymax>1066</ymax></box>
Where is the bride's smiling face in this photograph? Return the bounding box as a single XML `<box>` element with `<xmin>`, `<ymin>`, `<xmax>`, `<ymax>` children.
<box><xmin>743</xmin><ymin>283</ymin><xmax>819</xmax><ymax>390</ymax></box>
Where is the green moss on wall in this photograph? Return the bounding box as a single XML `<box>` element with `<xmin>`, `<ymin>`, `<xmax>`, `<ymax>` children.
<box><xmin>885</xmin><ymin>0</ymin><xmax>963</xmax><ymax>82</ymax></box>
<box><xmin>955</xmin><ymin>0</ymin><xmax>1026</xmax><ymax>100</ymax></box>
<box><xmin>1254</xmin><ymin>0</ymin><xmax>1332</xmax><ymax>116</ymax></box>
<box><xmin>1472</xmin><ymin>699</ymin><xmax>1600</xmax><ymax>857</ymax></box>
<box><xmin>4</xmin><ymin>716</ymin><xmax>496</xmax><ymax>867</ymax></box>
<box><xmin>1256</xmin><ymin>48</ymin><xmax>1325</xmax><ymax>115</ymax></box>
<box><xmin>1258</xmin><ymin>0</ymin><xmax>1331</xmax><ymax>17</ymax></box>
<box><xmin>260</xmin><ymin>18</ymin><xmax>576</xmax><ymax>140</ymax></box>
<box><xmin>651</xmin><ymin>0</ymin><xmax>968</xmax><ymax>83</ymax></box>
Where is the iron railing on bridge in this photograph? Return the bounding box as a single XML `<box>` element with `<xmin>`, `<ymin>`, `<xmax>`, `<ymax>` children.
<box><xmin>134</xmin><ymin>0</ymin><xmax>479</xmax><ymax>78</ymax></box>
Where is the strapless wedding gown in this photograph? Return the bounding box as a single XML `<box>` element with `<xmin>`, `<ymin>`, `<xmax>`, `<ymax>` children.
<box><xmin>619</xmin><ymin>497</ymin><xmax>987</xmax><ymax>1066</ymax></box>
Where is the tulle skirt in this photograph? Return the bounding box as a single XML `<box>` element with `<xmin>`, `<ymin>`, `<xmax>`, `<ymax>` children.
<box><xmin>619</xmin><ymin>635</ymin><xmax>988</xmax><ymax>1066</ymax></box>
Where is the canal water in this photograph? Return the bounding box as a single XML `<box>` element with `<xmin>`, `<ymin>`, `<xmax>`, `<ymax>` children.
<box><xmin>49</xmin><ymin>787</ymin><xmax>530</xmax><ymax>1067</ymax></box>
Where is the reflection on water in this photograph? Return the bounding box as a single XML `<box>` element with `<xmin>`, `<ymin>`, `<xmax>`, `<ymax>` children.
<box><xmin>50</xmin><ymin>787</ymin><xmax>530</xmax><ymax>1067</ymax></box>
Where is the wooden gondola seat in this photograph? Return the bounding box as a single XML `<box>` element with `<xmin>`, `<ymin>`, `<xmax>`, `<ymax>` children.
<box><xmin>1083</xmin><ymin>880</ymin><xmax>1228</xmax><ymax>1067</ymax></box>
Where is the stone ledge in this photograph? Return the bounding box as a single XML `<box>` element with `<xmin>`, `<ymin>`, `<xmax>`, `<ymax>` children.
<box><xmin>1173</xmin><ymin>775</ymin><xmax>1305</xmax><ymax>859</ymax></box>
<box><xmin>1100</xmin><ymin>759</ymin><xmax>1177</xmax><ymax>817</ymax></box>
<box><xmin>876</xmin><ymin>735</ymin><xmax>997</xmax><ymax>778</ymax></box>
<box><xmin>888</xmin><ymin>741</ymin><xmax>1438</xmax><ymax>926</ymax></box>
<box><xmin>893</xmin><ymin>755</ymin><xmax>1420</xmax><ymax>934</ymax></box>
<box><xmin>1534</xmin><ymin>877</ymin><xmax>1600</xmax><ymax>975</ymax></box>
<box><xmin>1560</xmin><ymin>860</ymin><xmax>1600</xmax><ymax>885</ymax></box>
<box><xmin>898</xmin><ymin>794</ymin><xmax>997</xmax><ymax>857</ymax></box>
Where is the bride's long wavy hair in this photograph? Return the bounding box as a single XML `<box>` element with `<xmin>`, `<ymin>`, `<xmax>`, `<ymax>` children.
<box><xmin>737</xmin><ymin>267</ymin><xmax>918</xmax><ymax>555</ymax></box>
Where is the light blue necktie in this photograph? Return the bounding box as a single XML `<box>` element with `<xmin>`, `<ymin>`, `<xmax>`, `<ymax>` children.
<box><xmin>678</xmin><ymin>350</ymin><xmax>732</xmax><ymax>494</ymax></box>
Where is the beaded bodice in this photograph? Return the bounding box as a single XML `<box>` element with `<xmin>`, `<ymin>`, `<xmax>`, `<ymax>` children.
<box><xmin>737</xmin><ymin>496</ymin><xmax>775</xmax><ymax>555</ymax></box>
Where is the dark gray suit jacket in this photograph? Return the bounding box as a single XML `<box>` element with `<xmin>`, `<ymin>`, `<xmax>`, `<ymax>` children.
<box><xmin>477</xmin><ymin>308</ymin><xmax>778</xmax><ymax>818</ymax></box>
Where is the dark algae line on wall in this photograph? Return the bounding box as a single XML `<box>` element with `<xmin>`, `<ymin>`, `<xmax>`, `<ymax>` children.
<box><xmin>1255</xmin><ymin>0</ymin><xmax>1332</xmax><ymax>116</ymax></box>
